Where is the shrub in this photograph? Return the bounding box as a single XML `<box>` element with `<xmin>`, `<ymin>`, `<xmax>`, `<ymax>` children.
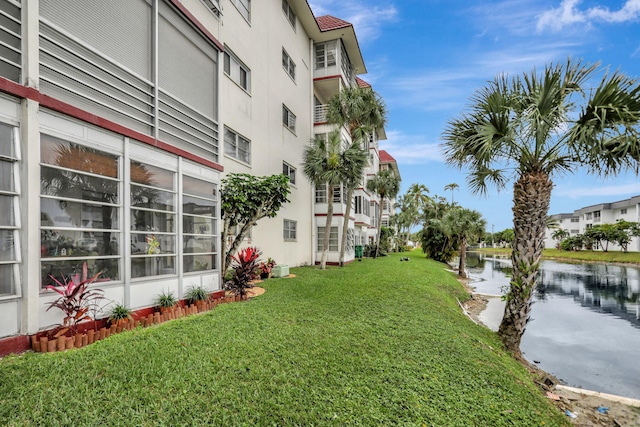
<box><xmin>155</xmin><ymin>290</ymin><xmax>177</xmax><ymax>309</ymax></box>
<box><xmin>185</xmin><ymin>286</ymin><xmax>209</xmax><ymax>305</ymax></box>
<box><xmin>108</xmin><ymin>303</ymin><xmax>132</xmax><ymax>326</ymax></box>
<box><xmin>225</xmin><ymin>246</ymin><xmax>261</xmax><ymax>298</ymax></box>
<box><xmin>44</xmin><ymin>263</ymin><xmax>105</xmax><ymax>337</ymax></box>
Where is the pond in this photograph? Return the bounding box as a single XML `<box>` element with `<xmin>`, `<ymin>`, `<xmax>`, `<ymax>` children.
<box><xmin>466</xmin><ymin>252</ymin><xmax>640</xmax><ymax>400</ymax></box>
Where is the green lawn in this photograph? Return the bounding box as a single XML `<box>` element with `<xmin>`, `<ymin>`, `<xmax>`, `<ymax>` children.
<box><xmin>0</xmin><ymin>251</ymin><xmax>567</xmax><ymax>426</ymax></box>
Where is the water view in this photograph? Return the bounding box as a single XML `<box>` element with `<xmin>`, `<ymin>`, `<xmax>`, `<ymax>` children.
<box><xmin>466</xmin><ymin>252</ymin><xmax>640</xmax><ymax>400</ymax></box>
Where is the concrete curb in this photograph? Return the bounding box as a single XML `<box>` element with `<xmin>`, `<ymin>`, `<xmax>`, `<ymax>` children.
<box><xmin>556</xmin><ymin>385</ymin><xmax>640</xmax><ymax>408</ymax></box>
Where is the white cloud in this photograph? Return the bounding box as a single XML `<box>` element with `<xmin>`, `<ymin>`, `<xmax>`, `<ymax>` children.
<box><xmin>555</xmin><ymin>181</ymin><xmax>640</xmax><ymax>199</ymax></box>
<box><xmin>379</xmin><ymin>130</ymin><xmax>444</xmax><ymax>165</ymax></box>
<box><xmin>537</xmin><ymin>0</ymin><xmax>640</xmax><ymax>32</ymax></box>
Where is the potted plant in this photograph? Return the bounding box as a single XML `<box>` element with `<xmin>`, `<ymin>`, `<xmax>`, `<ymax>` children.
<box><xmin>155</xmin><ymin>290</ymin><xmax>177</xmax><ymax>310</ymax></box>
<box><xmin>225</xmin><ymin>246</ymin><xmax>261</xmax><ymax>300</ymax></box>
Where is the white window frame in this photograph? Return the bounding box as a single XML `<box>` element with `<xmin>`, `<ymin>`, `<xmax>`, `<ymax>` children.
<box><xmin>282</xmin><ymin>0</ymin><xmax>296</xmax><ymax>29</ymax></box>
<box><xmin>317</xmin><ymin>226</ymin><xmax>338</xmax><ymax>252</ymax></box>
<box><xmin>282</xmin><ymin>48</ymin><xmax>296</xmax><ymax>80</ymax></box>
<box><xmin>283</xmin><ymin>219</ymin><xmax>296</xmax><ymax>241</ymax></box>
<box><xmin>224</xmin><ymin>127</ymin><xmax>251</xmax><ymax>164</ymax></box>
<box><xmin>282</xmin><ymin>104</ymin><xmax>296</xmax><ymax>133</ymax></box>
<box><xmin>224</xmin><ymin>48</ymin><xmax>251</xmax><ymax>92</ymax></box>
<box><xmin>0</xmin><ymin>123</ymin><xmax>20</xmax><ymax>298</ymax></box>
<box><xmin>201</xmin><ymin>0</ymin><xmax>222</xmax><ymax>18</ymax></box>
<box><xmin>282</xmin><ymin>162</ymin><xmax>296</xmax><ymax>185</ymax></box>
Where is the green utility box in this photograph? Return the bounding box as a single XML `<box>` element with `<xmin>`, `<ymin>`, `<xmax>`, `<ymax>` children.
<box><xmin>272</xmin><ymin>265</ymin><xmax>289</xmax><ymax>278</ymax></box>
<box><xmin>355</xmin><ymin>245</ymin><xmax>363</xmax><ymax>260</ymax></box>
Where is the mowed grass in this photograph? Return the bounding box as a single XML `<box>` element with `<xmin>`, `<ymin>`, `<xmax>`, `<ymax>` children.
<box><xmin>0</xmin><ymin>251</ymin><xmax>567</xmax><ymax>426</ymax></box>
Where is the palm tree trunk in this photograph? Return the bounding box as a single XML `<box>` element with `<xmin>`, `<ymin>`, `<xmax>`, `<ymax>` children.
<box><xmin>498</xmin><ymin>171</ymin><xmax>553</xmax><ymax>358</ymax></box>
<box><xmin>321</xmin><ymin>184</ymin><xmax>335</xmax><ymax>270</ymax></box>
<box><xmin>375</xmin><ymin>203</ymin><xmax>383</xmax><ymax>258</ymax></box>
<box><xmin>458</xmin><ymin>237</ymin><xmax>467</xmax><ymax>279</ymax></box>
<box><xmin>338</xmin><ymin>187</ymin><xmax>355</xmax><ymax>267</ymax></box>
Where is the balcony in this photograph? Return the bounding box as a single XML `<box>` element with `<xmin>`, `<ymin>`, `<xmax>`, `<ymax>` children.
<box><xmin>314</xmin><ymin>104</ymin><xmax>329</xmax><ymax>124</ymax></box>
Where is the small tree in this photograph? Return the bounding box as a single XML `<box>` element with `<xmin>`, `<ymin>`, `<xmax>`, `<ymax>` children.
<box><xmin>221</xmin><ymin>174</ymin><xmax>290</xmax><ymax>274</ymax></box>
<box><xmin>366</xmin><ymin>169</ymin><xmax>401</xmax><ymax>258</ymax></box>
<box><xmin>551</xmin><ymin>229</ymin><xmax>570</xmax><ymax>248</ymax></box>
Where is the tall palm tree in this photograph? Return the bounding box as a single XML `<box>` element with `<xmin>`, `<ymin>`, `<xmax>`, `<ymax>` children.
<box><xmin>442</xmin><ymin>207</ymin><xmax>486</xmax><ymax>279</ymax></box>
<box><xmin>444</xmin><ymin>183</ymin><xmax>459</xmax><ymax>205</ymax></box>
<box><xmin>442</xmin><ymin>58</ymin><xmax>640</xmax><ymax>358</ymax></box>
<box><xmin>366</xmin><ymin>169</ymin><xmax>401</xmax><ymax>258</ymax></box>
<box><xmin>302</xmin><ymin>130</ymin><xmax>344</xmax><ymax>270</ymax></box>
<box><xmin>327</xmin><ymin>86</ymin><xmax>386</xmax><ymax>266</ymax></box>
<box><xmin>303</xmin><ymin>130</ymin><xmax>366</xmax><ymax>269</ymax></box>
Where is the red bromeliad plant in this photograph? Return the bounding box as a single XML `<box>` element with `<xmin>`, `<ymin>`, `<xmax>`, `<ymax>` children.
<box><xmin>45</xmin><ymin>263</ymin><xmax>105</xmax><ymax>338</ymax></box>
<box><xmin>224</xmin><ymin>246</ymin><xmax>262</xmax><ymax>298</ymax></box>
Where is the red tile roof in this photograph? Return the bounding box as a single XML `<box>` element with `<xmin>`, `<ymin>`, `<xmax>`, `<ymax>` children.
<box><xmin>356</xmin><ymin>77</ymin><xmax>371</xmax><ymax>88</ymax></box>
<box><xmin>379</xmin><ymin>150</ymin><xmax>396</xmax><ymax>164</ymax></box>
<box><xmin>316</xmin><ymin>15</ymin><xmax>353</xmax><ymax>31</ymax></box>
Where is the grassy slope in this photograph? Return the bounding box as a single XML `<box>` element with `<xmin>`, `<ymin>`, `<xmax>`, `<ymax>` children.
<box><xmin>0</xmin><ymin>252</ymin><xmax>567</xmax><ymax>426</ymax></box>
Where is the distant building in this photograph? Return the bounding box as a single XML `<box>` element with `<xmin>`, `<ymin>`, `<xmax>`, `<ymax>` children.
<box><xmin>545</xmin><ymin>196</ymin><xmax>640</xmax><ymax>250</ymax></box>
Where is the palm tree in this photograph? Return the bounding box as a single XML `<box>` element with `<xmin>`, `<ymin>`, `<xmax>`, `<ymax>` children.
<box><xmin>366</xmin><ymin>169</ymin><xmax>401</xmax><ymax>258</ymax></box>
<box><xmin>327</xmin><ymin>86</ymin><xmax>386</xmax><ymax>266</ymax></box>
<box><xmin>302</xmin><ymin>130</ymin><xmax>343</xmax><ymax>270</ymax></box>
<box><xmin>444</xmin><ymin>183</ymin><xmax>459</xmax><ymax>205</ymax></box>
<box><xmin>442</xmin><ymin>58</ymin><xmax>640</xmax><ymax>358</ymax></box>
<box><xmin>303</xmin><ymin>130</ymin><xmax>366</xmax><ymax>269</ymax></box>
<box><xmin>442</xmin><ymin>207</ymin><xmax>486</xmax><ymax>279</ymax></box>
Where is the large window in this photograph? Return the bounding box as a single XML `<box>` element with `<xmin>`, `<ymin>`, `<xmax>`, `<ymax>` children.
<box><xmin>283</xmin><ymin>219</ymin><xmax>296</xmax><ymax>241</ymax></box>
<box><xmin>183</xmin><ymin>176</ymin><xmax>218</xmax><ymax>272</ymax></box>
<box><xmin>130</xmin><ymin>161</ymin><xmax>176</xmax><ymax>278</ymax></box>
<box><xmin>224</xmin><ymin>48</ymin><xmax>251</xmax><ymax>92</ymax></box>
<box><xmin>282</xmin><ymin>48</ymin><xmax>296</xmax><ymax>80</ymax></box>
<box><xmin>40</xmin><ymin>135</ymin><xmax>121</xmax><ymax>287</ymax></box>
<box><xmin>282</xmin><ymin>0</ymin><xmax>296</xmax><ymax>29</ymax></box>
<box><xmin>224</xmin><ymin>127</ymin><xmax>251</xmax><ymax>164</ymax></box>
<box><xmin>282</xmin><ymin>105</ymin><xmax>296</xmax><ymax>132</ymax></box>
<box><xmin>317</xmin><ymin>226</ymin><xmax>338</xmax><ymax>252</ymax></box>
<box><xmin>0</xmin><ymin>123</ymin><xmax>19</xmax><ymax>296</ymax></box>
<box><xmin>315</xmin><ymin>41</ymin><xmax>337</xmax><ymax>69</ymax></box>
<box><xmin>282</xmin><ymin>162</ymin><xmax>296</xmax><ymax>185</ymax></box>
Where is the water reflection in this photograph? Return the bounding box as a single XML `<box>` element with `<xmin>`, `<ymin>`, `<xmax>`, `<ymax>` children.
<box><xmin>465</xmin><ymin>251</ymin><xmax>640</xmax><ymax>399</ymax></box>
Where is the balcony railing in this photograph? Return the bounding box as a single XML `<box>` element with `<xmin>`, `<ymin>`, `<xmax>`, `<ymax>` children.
<box><xmin>314</xmin><ymin>104</ymin><xmax>329</xmax><ymax>123</ymax></box>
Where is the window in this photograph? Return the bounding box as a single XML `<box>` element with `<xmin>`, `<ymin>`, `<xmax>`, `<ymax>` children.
<box><xmin>224</xmin><ymin>127</ymin><xmax>251</xmax><ymax>164</ymax></box>
<box><xmin>571</xmin><ymin>218</ymin><xmax>579</xmax><ymax>223</ymax></box>
<box><xmin>571</xmin><ymin>229</ymin><xmax>579</xmax><ymax>234</ymax></box>
<box><xmin>282</xmin><ymin>0</ymin><xmax>296</xmax><ymax>29</ymax></box>
<box><xmin>183</xmin><ymin>176</ymin><xmax>218</xmax><ymax>272</ymax></box>
<box><xmin>283</xmin><ymin>162</ymin><xmax>296</xmax><ymax>185</ymax></box>
<box><xmin>224</xmin><ymin>49</ymin><xmax>251</xmax><ymax>92</ymax></box>
<box><xmin>282</xmin><ymin>105</ymin><xmax>296</xmax><ymax>132</ymax></box>
<box><xmin>317</xmin><ymin>226</ymin><xmax>338</xmax><ymax>252</ymax></box>
<box><xmin>315</xmin><ymin>41</ymin><xmax>336</xmax><ymax>69</ymax></box>
<box><xmin>354</xmin><ymin>196</ymin><xmax>370</xmax><ymax>216</ymax></box>
<box><xmin>231</xmin><ymin>0</ymin><xmax>250</xmax><ymax>21</ymax></box>
<box><xmin>621</xmin><ymin>208</ymin><xmax>628</xmax><ymax>215</ymax></box>
<box><xmin>585</xmin><ymin>213</ymin><xmax>592</xmax><ymax>220</ymax></box>
<box><xmin>130</xmin><ymin>161</ymin><xmax>176</xmax><ymax>278</ymax></box>
<box><xmin>0</xmin><ymin>123</ymin><xmax>19</xmax><ymax>296</ymax></box>
<box><xmin>284</xmin><ymin>219</ymin><xmax>296</xmax><ymax>241</ymax></box>
<box><xmin>282</xmin><ymin>48</ymin><xmax>296</xmax><ymax>80</ymax></box>
<box><xmin>40</xmin><ymin>134</ymin><xmax>121</xmax><ymax>287</ymax></box>
<box><xmin>593</xmin><ymin>211</ymin><xmax>601</xmax><ymax>222</ymax></box>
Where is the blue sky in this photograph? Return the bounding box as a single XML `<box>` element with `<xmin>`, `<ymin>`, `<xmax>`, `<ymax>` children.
<box><xmin>308</xmin><ymin>0</ymin><xmax>640</xmax><ymax>232</ymax></box>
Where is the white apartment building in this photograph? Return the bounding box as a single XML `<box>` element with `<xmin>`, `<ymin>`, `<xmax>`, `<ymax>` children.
<box><xmin>0</xmin><ymin>0</ymin><xmax>397</xmax><ymax>350</ymax></box>
<box><xmin>545</xmin><ymin>195</ymin><xmax>640</xmax><ymax>251</ymax></box>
